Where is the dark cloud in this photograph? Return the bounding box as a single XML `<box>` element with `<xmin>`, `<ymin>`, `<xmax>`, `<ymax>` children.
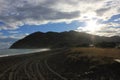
<box><xmin>96</xmin><ymin>7</ymin><xmax>111</xmax><ymax>16</ymax></box>
<box><xmin>0</xmin><ymin>0</ymin><xmax>80</xmax><ymax>30</ymax></box>
<box><xmin>118</xmin><ymin>8</ymin><xmax>120</xmax><ymax>12</ymax></box>
<box><xmin>97</xmin><ymin>30</ymin><xmax>117</xmax><ymax>33</ymax></box>
<box><xmin>16</xmin><ymin>5</ymin><xmax>80</xmax><ymax>20</ymax></box>
<box><xmin>0</xmin><ymin>5</ymin><xmax>80</xmax><ymax>22</ymax></box>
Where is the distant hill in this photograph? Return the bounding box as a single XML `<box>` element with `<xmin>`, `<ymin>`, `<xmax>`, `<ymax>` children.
<box><xmin>10</xmin><ymin>31</ymin><xmax>120</xmax><ymax>48</ymax></box>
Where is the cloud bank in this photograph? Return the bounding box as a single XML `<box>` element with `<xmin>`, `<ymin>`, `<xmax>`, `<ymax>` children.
<box><xmin>0</xmin><ymin>0</ymin><xmax>119</xmax><ymax>31</ymax></box>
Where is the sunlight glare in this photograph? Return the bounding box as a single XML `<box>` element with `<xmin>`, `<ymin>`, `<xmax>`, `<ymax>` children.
<box><xmin>84</xmin><ymin>20</ymin><xmax>99</xmax><ymax>33</ymax></box>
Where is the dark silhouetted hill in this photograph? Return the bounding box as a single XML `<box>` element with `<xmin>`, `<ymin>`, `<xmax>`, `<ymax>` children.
<box><xmin>10</xmin><ymin>31</ymin><xmax>120</xmax><ymax>48</ymax></box>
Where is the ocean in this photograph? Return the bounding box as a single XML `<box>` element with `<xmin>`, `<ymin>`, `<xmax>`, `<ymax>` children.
<box><xmin>0</xmin><ymin>48</ymin><xmax>50</xmax><ymax>57</ymax></box>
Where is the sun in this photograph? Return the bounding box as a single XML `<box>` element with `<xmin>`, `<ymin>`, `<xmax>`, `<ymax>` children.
<box><xmin>84</xmin><ymin>20</ymin><xmax>98</xmax><ymax>33</ymax></box>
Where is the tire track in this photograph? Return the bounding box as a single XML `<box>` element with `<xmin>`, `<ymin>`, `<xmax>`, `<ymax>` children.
<box><xmin>44</xmin><ymin>59</ymin><xmax>68</xmax><ymax>80</ymax></box>
<box><xmin>23</xmin><ymin>60</ymin><xmax>37</xmax><ymax>80</ymax></box>
<box><xmin>28</xmin><ymin>61</ymin><xmax>39</xmax><ymax>80</ymax></box>
<box><xmin>13</xmin><ymin>61</ymin><xmax>28</xmax><ymax>80</ymax></box>
<box><xmin>8</xmin><ymin>62</ymin><xmax>25</xmax><ymax>80</ymax></box>
<box><xmin>35</xmin><ymin>62</ymin><xmax>45</xmax><ymax>80</ymax></box>
<box><xmin>0</xmin><ymin>61</ymin><xmax>23</xmax><ymax>80</ymax></box>
<box><xmin>0</xmin><ymin>49</ymin><xmax>69</xmax><ymax>80</ymax></box>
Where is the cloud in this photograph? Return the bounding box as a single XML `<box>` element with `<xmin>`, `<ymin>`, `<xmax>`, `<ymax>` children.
<box><xmin>0</xmin><ymin>32</ymin><xmax>29</xmax><ymax>48</ymax></box>
<box><xmin>77</xmin><ymin>21</ymin><xmax>120</xmax><ymax>37</ymax></box>
<box><xmin>0</xmin><ymin>42</ymin><xmax>11</xmax><ymax>49</ymax></box>
<box><xmin>9</xmin><ymin>33</ymin><xmax>29</xmax><ymax>39</ymax></box>
<box><xmin>0</xmin><ymin>35</ymin><xmax>17</xmax><ymax>49</ymax></box>
<box><xmin>0</xmin><ymin>0</ymin><xmax>119</xmax><ymax>30</ymax></box>
<box><xmin>96</xmin><ymin>7</ymin><xmax>111</xmax><ymax>16</ymax></box>
<box><xmin>0</xmin><ymin>0</ymin><xmax>80</xmax><ymax>30</ymax></box>
<box><xmin>8</xmin><ymin>31</ymin><xmax>19</xmax><ymax>34</ymax></box>
<box><xmin>107</xmin><ymin>14</ymin><xmax>120</xmax><ymax>23</ymax></box>
<box><xmin>96</xmin><ymin>0</ymin><xmax>120</xmax><ymax>20</ymax></box>
<box><xmin>0</xmin><ymin>0</ymin><xmax>120</xmax><ymax>49</ymax></box>
<box><xmin>0</xmin><ymin>37</ymin><xmax>17</xmax><ymax>49</ymax></box>
<box><xmin>96</xmin><ymin>27</ymin><xmax>120</xmax><ymax>37</ymax></box>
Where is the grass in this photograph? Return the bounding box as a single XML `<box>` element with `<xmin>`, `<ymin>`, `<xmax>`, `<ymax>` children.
<box><xmin>46</xmin><ymin>48</ymin><xmax>120</xmax><ymax>79</ymax></box>
<box><xmin>69</xmin><ymin>47</ymin><xmax>120</xmax><ymax>58</ymax></box>
<box><xmin>65</xmin><ymin>47</ymin><xmax>120</xmax><ymax>65</ymax></box>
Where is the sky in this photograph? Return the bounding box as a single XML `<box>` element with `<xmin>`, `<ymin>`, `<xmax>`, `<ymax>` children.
<box><xmin>0</xmin><ymin>0</ymin><xmax>120</xmax><ymax>49</ymax></box>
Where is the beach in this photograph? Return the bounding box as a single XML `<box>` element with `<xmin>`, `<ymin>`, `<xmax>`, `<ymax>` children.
<box><xmin>0</xmin><ymin>48</ymin><xmax>120</xmax><ymax>80</ymax></box>
<box><xmin>0</xmin><ymin>48</ymin><xmax>68</xmax><ymax>80</ymax></box>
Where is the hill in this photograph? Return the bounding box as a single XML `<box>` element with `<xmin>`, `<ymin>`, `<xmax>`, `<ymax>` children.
<box><xmin>10</xmin><ymin>31</ymin><xmax>120</xmax><ymax>48</ymax></box>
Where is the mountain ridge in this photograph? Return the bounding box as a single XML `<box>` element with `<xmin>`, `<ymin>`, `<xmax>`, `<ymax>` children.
<box><xmin>10</xmin><ymin>31</ymin><xmax>120</xmax><ymax>48</ymax></box>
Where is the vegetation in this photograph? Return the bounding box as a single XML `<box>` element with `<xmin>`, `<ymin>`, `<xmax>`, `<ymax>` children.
<box><xmin>70</xmin><ymin>47</ymin><xmax>120</xmax><ymax>59</ymax></box>
<box><xmin>47</xmin><ymin>48</ymin><xmax>120</xmax><ymax>80</ymax></box>
<box><xmin>95</xmin><ymin>42</ymin><xmax>117</xmax><ymax>48</ymax></box>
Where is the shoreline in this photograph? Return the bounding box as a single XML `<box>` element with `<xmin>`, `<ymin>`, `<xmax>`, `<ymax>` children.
<box><xmin>0</xmin><ymin>48</ymin><xmax>50</xmax><ymax>58</ymax></box>
<box><xmin>1</xmin><ymin>48</ymin><xmax>120</xmax><ymax>80</ymax></box>
<box><xmin>0</xmin><ymin>48</ymin><xmax>67</xmax><ymax>80</ymax></box>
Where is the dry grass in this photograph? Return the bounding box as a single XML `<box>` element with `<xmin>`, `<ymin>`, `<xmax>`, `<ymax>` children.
<box><xmin>66</xmin><ymin>47</ymin><xmax>120</xmax><ymax>64</ymax></box>
<box><xmin>70</xmin><ymin>47</ymin><xmax>120</xmax><ymax>59</ymax></box>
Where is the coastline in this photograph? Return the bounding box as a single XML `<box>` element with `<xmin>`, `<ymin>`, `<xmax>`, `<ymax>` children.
<box><xmin>0</xmin><ymin>48</ymin><xmax>68</xmax><ymax>80</ymax></box>
<box><xmin>0</xmin><ymin>48</ymin><xmax>50</xmax><ymax>58</ymax></box>
<box><xmin>1</xmin><ymin>48</ymin><xmax>120</xmax><ymax>80</ymax></box>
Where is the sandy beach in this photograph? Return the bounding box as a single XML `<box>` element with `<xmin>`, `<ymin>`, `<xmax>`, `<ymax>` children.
<box><xmin>0</xmin><ymin>48</ymin><xmax>68</xmax><ymax>80</ymax></box>
<box><xmin>1</xmin><ymin>48</ymin><xmax>120</xmax><ymax>80</ymax></box>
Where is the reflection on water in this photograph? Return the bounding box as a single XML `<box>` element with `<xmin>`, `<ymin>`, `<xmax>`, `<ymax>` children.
<box><xmin>0</xmin><ymin>48</ymin><xmax>50</xmax><ymax>57</ymax></box>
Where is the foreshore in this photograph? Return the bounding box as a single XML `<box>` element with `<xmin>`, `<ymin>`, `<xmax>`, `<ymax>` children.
<box><xmin>1</xmin><ymin>48</ymin><xmax>120</xmax><ymax>80</ymax></box>
<box><xmin>0</xmin><ymin>48</ymin><xmax>68</xmax><ymax>80</ymax></box>
<box><xmin>0</xmin><ymin>48</ymin><xmax>50</xmax><ymax>58</ymax></box>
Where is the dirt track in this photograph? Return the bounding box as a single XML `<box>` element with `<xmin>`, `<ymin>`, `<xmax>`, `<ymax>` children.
<box><xmin>0</xmin><ymin>49</ymin><xmax>68</xmax><ymax>80</ymax></box>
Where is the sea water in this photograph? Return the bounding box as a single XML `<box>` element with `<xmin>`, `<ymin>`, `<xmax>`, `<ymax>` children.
<box><xmin>0</xmin><ymin>48</ymin><xmax>50</xmax><ymax>57</ymax></box>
